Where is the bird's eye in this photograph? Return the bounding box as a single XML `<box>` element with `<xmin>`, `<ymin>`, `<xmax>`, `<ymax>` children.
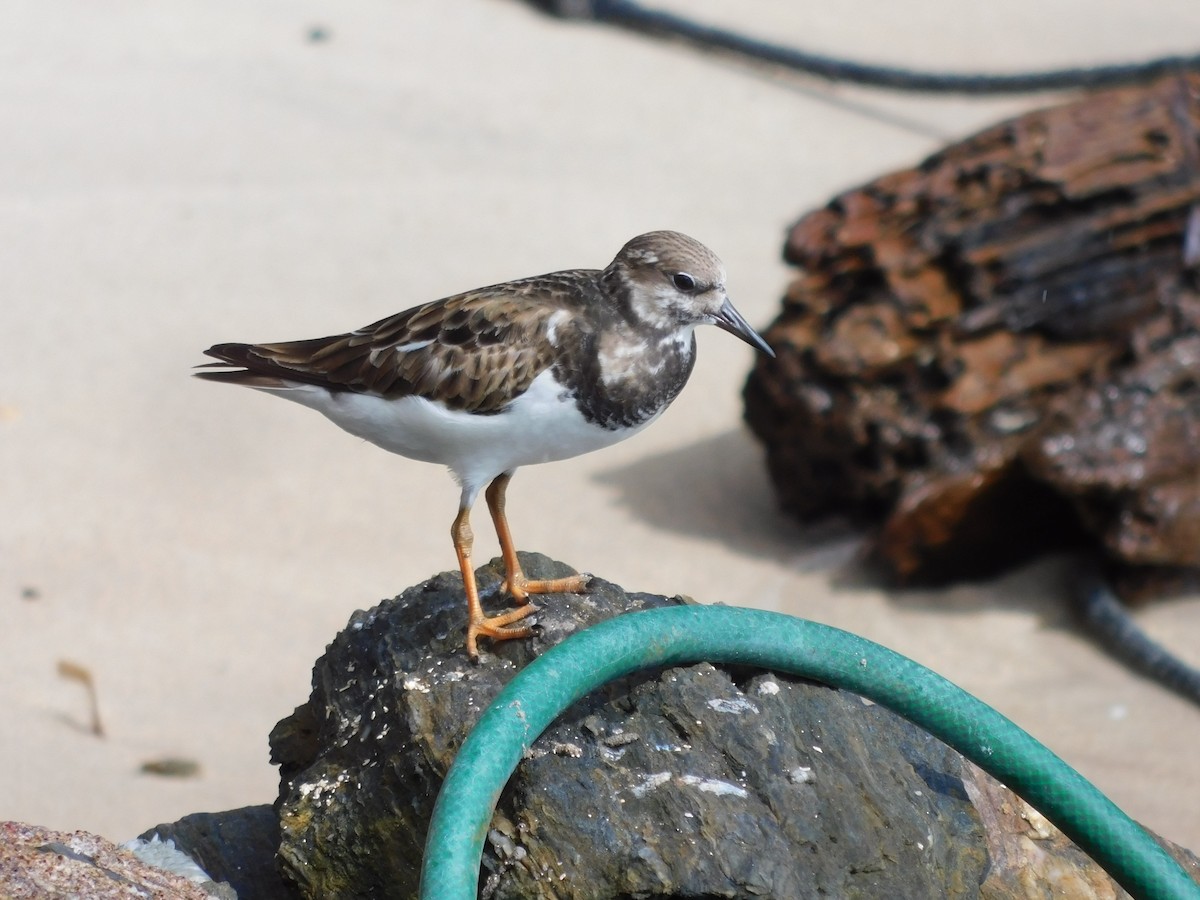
<box><xmin>671</xmin><ymin>272</ymin><xmax>696</xmax><ymax>292</ymax></box>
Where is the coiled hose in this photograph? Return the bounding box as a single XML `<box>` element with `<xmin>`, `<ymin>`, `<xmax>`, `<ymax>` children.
<box><xmin>420</xmin><ymin>606</ymin><xmax>1199</xmax><ymax>899</ymax></box>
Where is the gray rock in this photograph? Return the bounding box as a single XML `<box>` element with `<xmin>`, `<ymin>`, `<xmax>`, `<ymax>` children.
<box><xmin>140</xmin><ymin>806</ymin><xmax>294</xmax><ymax>900</ymax></box>
<box><xmin>264</xmin><ymin>552</ymin><xmax>1199</xmax><ymax>898</ymax></box>
<box><xmin>269</xmin><ymin>553</ymin><xmax>684</xmax><ymax>898</ymax></box>
<box><xmin>485</xmin><ymin>661</ymin><xmax>987</xmax><ymax>898</ymax></box>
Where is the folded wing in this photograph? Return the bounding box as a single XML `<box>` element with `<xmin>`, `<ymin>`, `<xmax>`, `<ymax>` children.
<box><xmin>196</xmin><ymin>278</ymin><xmax>586</xmax><ymax>414</ymax></box>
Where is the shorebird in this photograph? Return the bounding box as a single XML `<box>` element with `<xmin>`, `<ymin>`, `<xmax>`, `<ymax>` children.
<box><xmin>197</xmin><ymin>231</ymin><xmax>773</xmax><ymax>657</ymax></box>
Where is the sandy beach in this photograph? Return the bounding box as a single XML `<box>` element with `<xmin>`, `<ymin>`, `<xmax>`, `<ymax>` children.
<box><xmin>3</xmin><ymin>0</ymin><xmax>1199</xmax><ymax>858</ymax></box>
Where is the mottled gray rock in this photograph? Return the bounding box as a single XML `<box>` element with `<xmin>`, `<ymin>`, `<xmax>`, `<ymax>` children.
<box><xmin>141</xmin><ymin>806</ymin><xmax>294</xmax><ymax>900</ymax></box>
<box><xmin>485</xmin><ymin>661</ymin><xmax>987</xmax><ymax>898</ymax></box>
<box><xmin>264</xmin><ymin>552</ymin><xmax>1199</xmax><ymax>898</ymax></box>
<box><xmin>268</xmin><ymin>553</ymin><xmax>686</xmax><ymax>898</ymax></box>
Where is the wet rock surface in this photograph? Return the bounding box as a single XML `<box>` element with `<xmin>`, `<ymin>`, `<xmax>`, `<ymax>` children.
<box><xmin>743</xmin><ymin>73</ymin><xmax>1200</xmax><ymax>594</ymax></box>
<box><xmin>141</xmin><ymin>806</ymin><xmax>295</xmax><ymax>900</ymax></box>
<box><xmin>268</xmin><ymin>553</ymin><xmax>686</xmax><ymax>898</ymax></box>
<box><xmin>258</xmin><ymin>553</ymin><xmax>1198</xmax><ymax>898</ymax></box>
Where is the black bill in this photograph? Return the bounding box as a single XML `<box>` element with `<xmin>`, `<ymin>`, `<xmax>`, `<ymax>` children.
<box><xmin>714</xmin><ymin>298</ymin><xmax>775</xmax><ymax>357</ymax></box>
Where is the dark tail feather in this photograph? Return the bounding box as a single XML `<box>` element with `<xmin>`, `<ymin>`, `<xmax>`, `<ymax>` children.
<box><xmin>194</xmin><ymin>343</ymin><xmax>288</xmax><ymax>388</ymax></box>
<box><xmin>193</xmin><ymin>365</ymin><xmax>287</xmax><ymax>389</ymax></box>
<box><xmin>194</xmin><ymin>341</ymin><xmax>347</xmax><ymax>391</ymax></box>
<box><xmin>201</xmin><ymin>342</ymin><xmax>261</xmax><ymax>367</ymax></box>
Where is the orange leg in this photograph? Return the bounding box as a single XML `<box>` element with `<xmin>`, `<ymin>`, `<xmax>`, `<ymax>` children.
<box><xmin>452</xmin><ymin>504</ymin><xmax>536</xmax><ymax>659</ymax></box>
<box><xmin>485</xmin><ymin>472</ymin><xmax>591</xmax><ymax>603</ymax></box>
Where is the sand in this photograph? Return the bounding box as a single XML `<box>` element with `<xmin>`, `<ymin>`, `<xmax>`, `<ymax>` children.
<box><xmin>3</xmin><ymin>0</ymin><xmax>1198</xmax><ymax>856</ymax></box>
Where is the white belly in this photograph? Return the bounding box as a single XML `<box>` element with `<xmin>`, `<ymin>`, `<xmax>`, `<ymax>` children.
<box><xmin>255</xmin><ymin>369</ymin><xmax>655</xmax><ymax>496</ymax></box>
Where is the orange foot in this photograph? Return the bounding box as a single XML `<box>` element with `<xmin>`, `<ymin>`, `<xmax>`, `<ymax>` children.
<box><xmin>465</xmin><ymin>603</ymin><xmax>538</xmax><ymax>660</ymax></box>
<box><xmin>505</xmin><ymin>571</ymin><xmax>592</xmax><ymax>604</ymax></box>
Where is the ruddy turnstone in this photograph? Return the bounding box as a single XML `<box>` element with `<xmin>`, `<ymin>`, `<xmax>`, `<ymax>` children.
<box><xmin>196</xmin><ymin>230</ymin><xmax>773</xmax><ymax>658</ymax></box>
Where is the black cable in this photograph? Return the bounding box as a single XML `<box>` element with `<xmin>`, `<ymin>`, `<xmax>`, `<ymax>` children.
<box><xmin>1077</xmin><ymin>567</ymin><xmax>1200</xmax><ymax>707</ymax></box>
<box><xmin>530</xmin><ymin>0</ymin><xmax>1200</xmax><ymax>94</ymax></box>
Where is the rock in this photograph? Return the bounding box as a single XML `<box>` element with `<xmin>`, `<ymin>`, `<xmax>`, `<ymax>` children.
<box><xmin>268</xmin><ymin>553</ymin><xmax>686</xmax><ymax>898</ymax></box>
<box><xmin>140</xmin><ymin>806</ymin><xmax>295</xmax><ymax>900</ymax></box>
<box><xmin>961</xmin><ymin>764</ymin><xmax>1200</xmax><ymax>900</ymax></box>
<box><xmin>1024</xmin><ymin>332</ymin><xmax>1200</xmax><ymax>571</ymax></box>
<box><xmin>743</xmin><ymin>72</ymin><xmax>1200</xmax><ymax>592</ymax></box>
<box><xmin>0</xmin><ymin>821</ymin><xmax>227</xmax><ymax>899</ymax></box>
<box><xmin>265</xmin><ymin>552</ymin><xmax>1199</xmax><ymax>897</ymax></box>
<box><xmin>484</xmin><ymin>662</ymin><xmax>990</xmax><ymax>898</ymax></box>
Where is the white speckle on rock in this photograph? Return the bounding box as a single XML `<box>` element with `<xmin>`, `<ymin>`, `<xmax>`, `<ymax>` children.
<box><xmin>627</xmin><ymin>772</ymin><xmax>749</xmax><ymax>800</ymax></box>
<box><xmin>298</xmin><ymin>776</ymin><xmax>338</xmax><ymax>802</ymax></box>
<box><xmin>630</xmin><ymin>772</ymin><xmax>672</xmax><ymax>798</ymax></box>
<box><xmin>788</xmin><ymin>766</ymin><xmax>814</xmax><ymax>784</ymax></box>
<box><xmin>679</xmin><ymin>775</ymin><xmax>748</xmax><ymax>798</ymax></box>
<box><xmin>651</xmin><ymin>742</ymin><xmax>689</xmax><ymax>753</ymax></box>
<box><xmin>706</xmin><ymin>697</ymin><xmax>759</xmax><ymax>715</ymax></box>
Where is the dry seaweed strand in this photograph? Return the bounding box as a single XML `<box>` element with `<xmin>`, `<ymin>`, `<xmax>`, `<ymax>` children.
<box><xmin>56</xmin><ymin>660</ymin><xmax>105</xmax><ymax>738</ymax></box>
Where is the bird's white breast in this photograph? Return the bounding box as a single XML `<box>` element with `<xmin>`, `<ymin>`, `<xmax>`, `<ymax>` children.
<box><xmin>253</xmin><ymin>369</ymin><xmax>656</xmax><ymax>495</ymax></box>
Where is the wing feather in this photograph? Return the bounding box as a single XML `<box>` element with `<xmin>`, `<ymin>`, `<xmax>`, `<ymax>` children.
<box><xmin>198</xmin><ymin>271</ymin><xmax>599</xmax><ymax>414</ymax></box>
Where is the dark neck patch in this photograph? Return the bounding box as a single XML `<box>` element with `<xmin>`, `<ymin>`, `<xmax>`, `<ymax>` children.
<box><xmin>555</xmin><ymin>329</ymin><xmax>698</xmax><ymax>430</ymax></box>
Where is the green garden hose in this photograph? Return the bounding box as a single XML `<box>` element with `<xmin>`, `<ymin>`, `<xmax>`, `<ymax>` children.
<box><xmin>420</xmin><ymin>605</ymin><xmax>1199</xmax><ymax>899</ymax></box>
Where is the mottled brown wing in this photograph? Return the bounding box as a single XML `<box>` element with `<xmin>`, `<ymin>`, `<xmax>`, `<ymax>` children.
<box><xmin>200</xmin><ymin>272</ymin><xmax>594</xmax><ymax>414</ymax></box>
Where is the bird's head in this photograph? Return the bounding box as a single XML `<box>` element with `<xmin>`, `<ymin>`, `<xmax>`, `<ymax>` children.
<box><xmin>607</xmin><ymin>230</ymin><xmax>774</xmax><ymax>357</ymax></box>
